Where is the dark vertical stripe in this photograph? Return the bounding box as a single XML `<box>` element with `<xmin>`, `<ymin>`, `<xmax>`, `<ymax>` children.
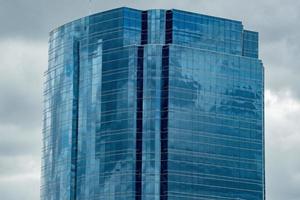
<box><xmin>160</xmin><ymin>10</ymin><xmax>172</xmax><ymax>200</ymax></box>
<box><xmin>165</xmin><ymin>10</ymin><xmax>173</xmax><ymax>44</ymax></box>
<box><xmin>160</xmin><ymin>45</ymin><xmax>169</xmax><ymax>200</ymax></box>
<box><xmin>141</xmin><ymin>11</ymin><xmax>148</xmax><ymax>45</ymax></box>
<box><xmin>136</xmin><ymin>10</ymin><xmax>148</xmax><ymax>200</ymax></box>
<box><xmin>71</xmin><ymin>41</ymin><xmax>80</xmax><ymax>200</ymax></box>
<box><xmin>136</xmin><ymin>46</ymin><xmax>144</xmax><ymax>200</ymax></box>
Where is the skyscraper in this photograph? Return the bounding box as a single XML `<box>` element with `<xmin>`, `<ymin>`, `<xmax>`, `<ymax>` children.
<box><xmin>42</xmin><ymin>7</ymin><xmax>264</xmax><ymax>200</ymax></box>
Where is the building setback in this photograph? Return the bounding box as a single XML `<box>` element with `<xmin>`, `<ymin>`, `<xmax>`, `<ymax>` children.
<box><xmin>42</xmin><ymin>7</ymin><xmax>265</xmax><ymax>200</ymax></box>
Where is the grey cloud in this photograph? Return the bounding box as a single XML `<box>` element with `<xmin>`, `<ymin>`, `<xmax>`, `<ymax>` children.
<box><xmin>0</xmin><ymin>84</ymin><xmax>42</xmax><ymax>128</ymax></box>
<box><xmin>0</xmin><ymin>39</ymin><xmax>43</xmax><ymax>199</ymax></box>
<box><xmin>0</xmin><ymin>154</ymin><xmax>40</xmax><ymax>177</ymax></box>
<box><xmin>0</xmin><ymin>125</ymin><xmax>41</xmax><ymax>156</ymax></box>
<box><xmin>265</xmin><ymin>91</ymin><xmax>300</xmax><ymax>200</ymax></box>
<box><xmin>0</xmin><ymin>0</ymin><xmax>84</xmax><ymax>40</ymax></box>
<box><xmin>263</xmin><ymin>40</ymin><xmax>300</xmax><ymax>99</ymax></box>
<box><xmin>0</xmin><ymin>39</ymin><xmax>46</xmax><ymax>129</ymax></box>
<box><xmin>0</xmin><ymin>175</ymin><xmax>40</xmax><ymax>200</ymax></box>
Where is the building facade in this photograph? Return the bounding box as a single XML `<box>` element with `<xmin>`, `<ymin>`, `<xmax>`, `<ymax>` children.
<box><xmin>42</xmin><ymin>7</ymin><xmax>264</xmax><ymax>200</ymax></box>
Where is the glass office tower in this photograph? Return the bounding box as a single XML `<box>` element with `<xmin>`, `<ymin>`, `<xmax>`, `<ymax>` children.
<box><xmin>42</xmin><ymin>7</ymin><xmax>264</xmax><ymax>200</ymax></box>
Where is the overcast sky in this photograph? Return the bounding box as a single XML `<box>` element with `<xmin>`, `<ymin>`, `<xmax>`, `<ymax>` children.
<box><xmin>0</xmin><ymin>0</ymin><xmax>299</xmax><ymax>199</ymax></box>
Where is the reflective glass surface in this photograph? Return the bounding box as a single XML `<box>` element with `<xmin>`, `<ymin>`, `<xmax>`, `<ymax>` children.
<box><xmin>42</xmin><ymin>7</ymin><xmax>264</xmax><ymax>200</ymax></box>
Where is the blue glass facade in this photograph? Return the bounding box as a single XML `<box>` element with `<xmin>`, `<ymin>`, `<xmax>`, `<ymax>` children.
<box><xmin>42</xmin><ymin>7</ymin><xmax>264</xmax><ymax>200</ymax></box>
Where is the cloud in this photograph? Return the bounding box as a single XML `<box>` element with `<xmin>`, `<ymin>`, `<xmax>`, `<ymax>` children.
<box><xmin>0</xmin><ymin>165</ymin><xmax>40</xmax><ymax>200</ymax></box>
<box><xmin>265</xmin><ymin>90</ymin><xmax>300</xmax><ymax>200</ymax></box>
<box><xmin>0</xmin><ymin>39</ymin><xmax>45</xmax><ymax>200</ymax></box>
<box><xmin>0</xmin><ymin>1</ymin><xmax>299</xmax><ymax>200</ymax></box>
<box><xmin>0</xmin><ymin>0</ymin><xmax>87</xmax><ymax>40</ymax></box>
<box><xmin>0</xmin><ymin>39</ymin><xmax>46</xmax><ymax>128</ymax></box>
